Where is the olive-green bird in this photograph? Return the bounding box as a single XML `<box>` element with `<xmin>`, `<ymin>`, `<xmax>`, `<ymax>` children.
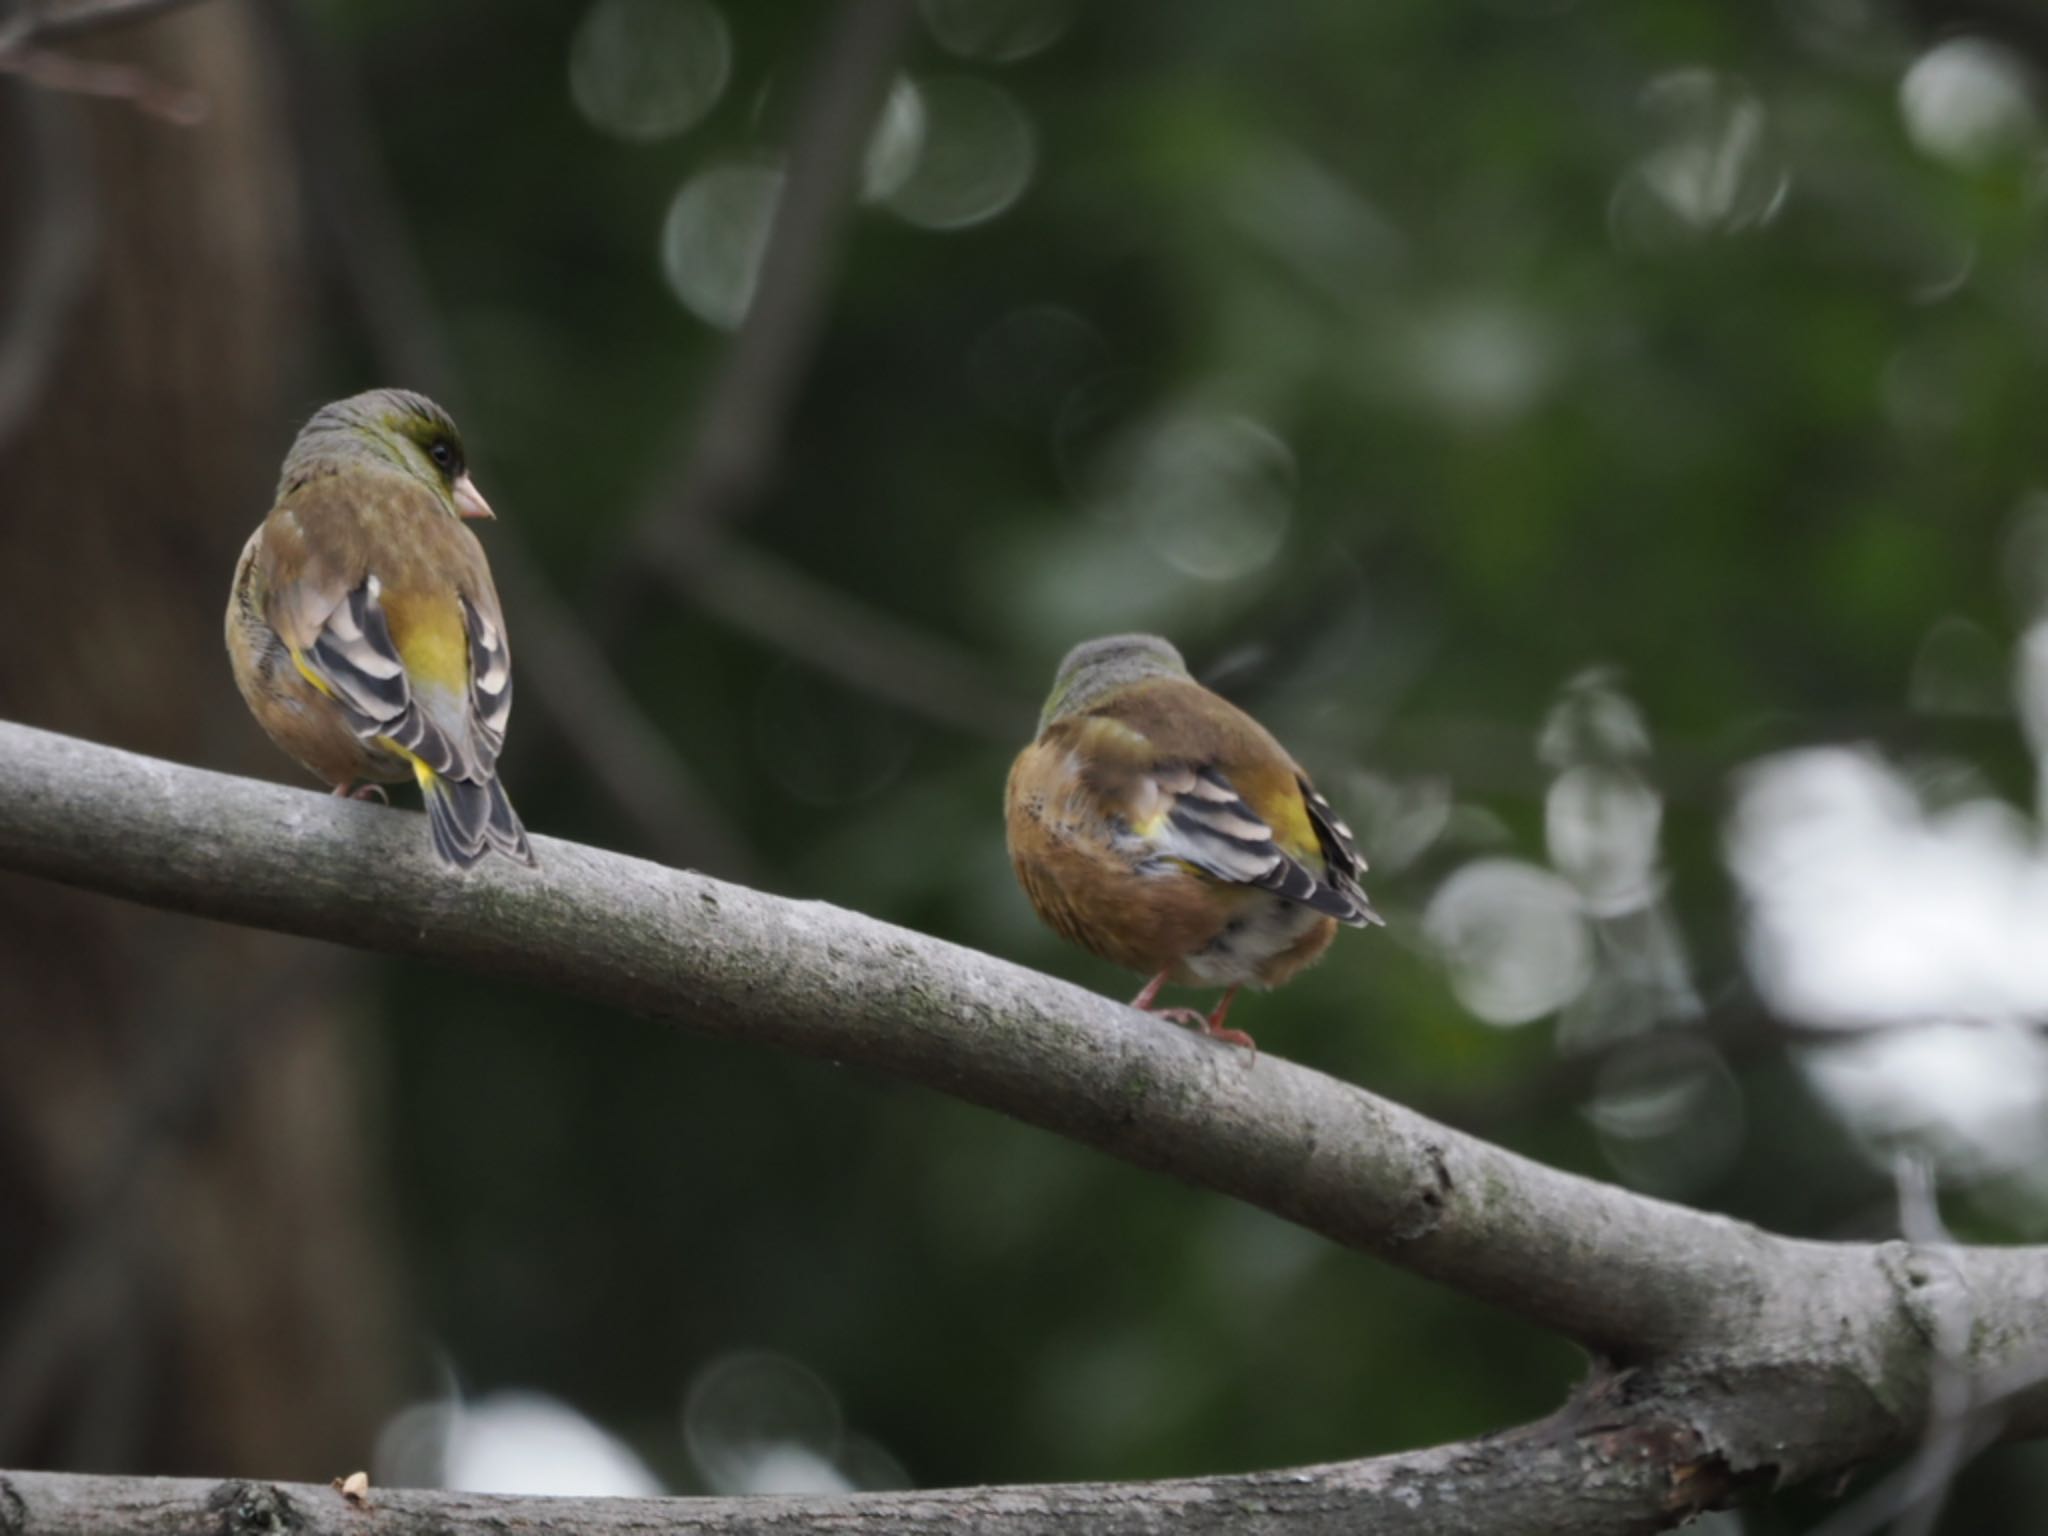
<box><xmin>1006</xmin><ymin>634</ymin><xmax>1380</xmax><ymax>1048</ymax></box>
<box><xmin>226</xmin><ymin>389</ymin><xmax>535</xmax><ymax>869</ymax></box>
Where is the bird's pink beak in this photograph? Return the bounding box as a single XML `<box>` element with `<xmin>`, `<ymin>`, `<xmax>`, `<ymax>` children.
<box><xmin>453</xmin><ymin>472</ymin><xmax>495</xmax><ymax>521</ymax></box>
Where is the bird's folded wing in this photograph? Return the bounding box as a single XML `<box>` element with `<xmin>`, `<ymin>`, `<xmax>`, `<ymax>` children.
<box><xmin>462</xmin><ymin>594</ymin><xmax>512</xmax><ymax>755</ymax></box>
<box><xmin>1147</xmin><ymin>762</ymin><xmax>1377</xmax><ymax>925</ymax></box>
<box><xmin>1298</xmin><ymin>775</ymin><xmax>1383</xmax><ymax>925</ymax></box>
<box><xmin>289</xmin><ymin>573</ymin><xmax>489</xmax><ymax>784</ymax></box>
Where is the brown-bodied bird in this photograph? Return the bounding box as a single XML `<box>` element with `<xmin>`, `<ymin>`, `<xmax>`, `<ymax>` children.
<box><xmin>1006</xmin><ymin>634</ymin><xmax>1380</xmax><ymax>1048</ymax></box>
<box><xmin>226</xmin><ymin>388</ymin><xmax>535</xmax><ymax>868</ymax></box>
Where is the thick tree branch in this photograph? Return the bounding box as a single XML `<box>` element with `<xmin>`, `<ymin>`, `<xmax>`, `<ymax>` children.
<box><xmin>1</xmin><ymin>718</ymin><xmax>2046</xmax><ymax>1531</ymax></box>
<box><xmin>0</xmin><ymin>1407</ymin><xmax>1734</xmax><ymax>1536</ymax></box>
<box><xmin>0</xmin><ymin>717</ymin><xmax>1762</xmax><ymax>1354</ymax></box>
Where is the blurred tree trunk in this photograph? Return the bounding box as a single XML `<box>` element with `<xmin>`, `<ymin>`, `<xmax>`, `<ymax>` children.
<box><xmin>0</xmin><ymin>1</ymin><xmax>402</xmax><ymax>1479</ymax></box>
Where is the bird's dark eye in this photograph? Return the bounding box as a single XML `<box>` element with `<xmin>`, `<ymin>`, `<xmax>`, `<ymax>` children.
<box><xmin>428</xmin><ymin>439</ymin><xmax>457</xmax><ymax>473</ymax></box>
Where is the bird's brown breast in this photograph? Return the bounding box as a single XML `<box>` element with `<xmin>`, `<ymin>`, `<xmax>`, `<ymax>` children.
<box><xmin>1007</xmin><ymin>737</ymin><xmax>1252</xmax><ymax>976</ymax></box>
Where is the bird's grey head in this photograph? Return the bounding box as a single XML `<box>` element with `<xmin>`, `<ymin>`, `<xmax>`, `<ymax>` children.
<box><xmin>280</xmin><ymin>388</ymin><xmax>492</xmax><ymax>520</ymax></box>
<box><xmin>1039</xmin><ymin>633</ymin><xmax>1189</xmax><ymax>731</ymax></box>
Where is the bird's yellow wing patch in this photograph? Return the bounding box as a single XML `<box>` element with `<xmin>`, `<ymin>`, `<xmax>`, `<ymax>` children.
<box><xmin>378</xmin><ymin>588</ymin><xmax>470</xmax><ymax>693</ymax></box>
<box><xmin>1231</xmin><ymin>758</ymin><xmax>1322</xmax><ymax>866</ymax></box>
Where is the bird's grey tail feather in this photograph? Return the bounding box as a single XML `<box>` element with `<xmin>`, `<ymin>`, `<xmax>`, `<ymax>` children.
<box><xmin>424</xmin><ymin>773</ymin><xmax>536</xmax><ymax>869</ymax></box>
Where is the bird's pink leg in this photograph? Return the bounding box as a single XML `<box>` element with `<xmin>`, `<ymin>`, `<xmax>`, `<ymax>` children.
<box><xmin>1202</xmin><ymin>988</ymin><xmax>1255</xmax><ymax>1055</ymax></box>
<box><xmin>331</xmin><ymin>782</ymin><xmax>390</xmax><ymax>805</ymax></box>
<box><xmin>1131</xmin><ymin>972</ymin><xmax>1201</xmax><ymax>1023</ymax></box>
<box><xmin>1131</xmin><ymin>971</ymin><xmax>1205</xmax><ymax>1025</ymax></box>
<box><xmin>1129</xmin><ymin>973</ymin><xmax>1255</xmax><ymax>1056</ymax></box>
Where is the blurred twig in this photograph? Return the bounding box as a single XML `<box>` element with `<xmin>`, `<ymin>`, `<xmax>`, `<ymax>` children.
<box><xmin>578</xmin><ymin>0</ymin><xmax>1029</xmax><ymax>742</ymax></box>
<box><xmin>267</xmin><ymin>0</ymin><xmax>752</xmax><ymax>877</ymax></box>
<box><xmin>0</xmin><ymin>41</ymin><xmax>202</xmax><ymax>120</ymax></box>
<box><xmin>649</xmin><ymin>531</ymin><xmax>1032</xmax><ymax>743</ymax></box>
<box><xmin>1419</xmin><ymin>992</ymin><xmax>1983</xmax><ymax>1136</ymax></box>
<box><xmin>0</xmin><ymin>0</ymin><xmax>210</xmax><ymax>49</ymax></box>
<box><xmin>0</xmin><ymin>951</ymin><xmax>267</xmax><ymax>1458</ymax></box>
<box><xmin>625</xmin><ymin>0</ymin><xmax>917</xmax><ymax>571</ymax></box>
<box><xmin>0</xmin><ymin>81</ymin><xmax>92</xmax><ymax>455</ymax></box>
<box><xmin>0</xmin><ymin>0</ymin><xmax>212</xmax><ymax>121</ymax></box>
<box><xmin>675</xmin><ymin>542</ymin><xmax>1034</xmax><ymax>741</ymax></box>
<box><xmin>1368</xmin><ymin>707</ymin><xmax>2021</xmax><ymax>809</ymax></box>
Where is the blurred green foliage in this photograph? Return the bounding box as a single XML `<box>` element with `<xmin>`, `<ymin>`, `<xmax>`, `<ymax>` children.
<box><xmin>314</xmin><ymin>0</ymin><xmax>2048</xmax><ymax>1523</ymax></box>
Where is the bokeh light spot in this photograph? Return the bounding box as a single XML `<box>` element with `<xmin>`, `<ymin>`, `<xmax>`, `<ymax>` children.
<box><xmin>662</xmin><ymin>159</ymin><xmax>784</xmax><ymax>329</ymax></box>
<box><xmin>377</xmin><ymin>1390</ymin><xmax>665</xmax><ymax>1497</ymax></box>
<box><xmin>883</xmin><ymin>76</ymin><xmax>1036</xmax><ymax>230</ymax></box>
<box><xmin>1900</xmin><ymin>37</ymin><xmax>2040</xmax><ymax>169</ymax></box>
<box><xmin>2016</xmin><ymin>619</ymin><xmax>2048</xmax><ymax>765</ymax></box>
<box><xmin>684</xmin><ymin>1351</ymin><xmax>845</xmax><ymax>1496</ymax></box>
<box><xmin>1729</xmin><ymin>747</ymin><xmax>2048</xmax><ymax>1026</ymax></box>
<box><xmin>1908</xmin><ymin>615</ymin><xmax>2009</xmax><ymax>717</ymax></box>
<box><xmin>1610</xmin><ymin>69</ymin><xmax>1789</xmax><ymax>248</ymax></box>
<box><xmin>1345</xmin><ymin>771</ymin><xmax>1453</xmax><ymax>875</ymax></box>
<box><xmin>2000</xmin><ymin>491</ymin><xmax>2048</xmax><ymax>618</ymax></box>
<box><xmin>1585</xmin><ymin>1037</ymin><xmax>1744</xmax><ymax>1197</ymax></box>
<box><xmin>919</xmin><ymin>0</ymin><xmax>1075</xmax><ymax>62</ymax></box>
<box><xmin>999</xmin><ymin>517</ymin><xmax>1195</xmax><ymax>643</ymax></box>
<box><xmin>1804</xmin><ymin>1023</ymin><xmax>2048</xmax><ymax>1185</ymax></box>
<box><xmin>862</xmin><ymin>76</ymin><xmax>928</xmax><ymax>201</ymax></box>
<box><xmin>1785</xmin><ymin>0</ymin><xmax>1905</xmax><ymax>72</ymax></box>
<box><xmin>1113</xmin><ymin>411</ymin><xmax>1295</xmax><ymax>582</ymax></box>
<box><xmin>569</xmin><ymin>0</ymin><xmax>731</xmax><ymax>143</ymax></box>
<box><xmin>1546</xmin><ymin>764</ymin><xmax>1664</xmax><ymax>917</ymax></box>
<box><xmin>1402</xmin><ymin>299</ymin><xmax>1558</xmax><ymax>426</ymax></box>
<box><xmin>1538</xmin><ymin>669</ymin><xmax>1652</xmax><ymax>766</ymax></box>
<box><xmin>1424</xmin><ymin>859</ymin><xmax>1592</xmax><ymax>1027</ymax></box>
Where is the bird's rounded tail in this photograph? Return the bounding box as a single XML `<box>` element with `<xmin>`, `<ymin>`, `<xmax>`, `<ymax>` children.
<box><xmin>417</xmin><ymin>766</ymin><xmax>536</xmax><ymax>869</ymax></box>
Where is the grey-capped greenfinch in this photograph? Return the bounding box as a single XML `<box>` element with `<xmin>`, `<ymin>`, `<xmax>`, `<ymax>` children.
<box><xmin>226</xmin><ymin>388</ymin><xmax>534</xmax><ymax>868</ymax></box>
<box><xmin>1006</xmin><ymin>634</ymin><xmax>1379</xmax><ymax>1048</ymax></box>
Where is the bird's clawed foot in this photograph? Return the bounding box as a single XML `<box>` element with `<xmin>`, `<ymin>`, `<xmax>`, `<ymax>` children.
<box><xmin>1129</xmin><ymin>977</ymin><xmax>1256</xmax><ymax>1058</ymax></box>
<box><xmin>332</xmin><ymin>782</ymin><xmax>391</xmax><ymax>805</ymax></box>
<box><xmin>1204</xmin><ymin>1022</ymin><xmax>1257</xmax><ymax>1054</ymax></box>
<box><xmin>1201</xmin><ymin>989</ymin><xmax>1253</xmax><ymax>1055</ymax></box>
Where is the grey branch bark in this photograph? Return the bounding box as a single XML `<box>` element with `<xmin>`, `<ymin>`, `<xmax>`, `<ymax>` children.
<box><xmin>2</xmin><ymin>717</ymin><xmax>2047</xmax><ymax>1534</ymax></box>
<box><xmin>0</xmin><ymin>1415</ymin><xmax>1740</xmax><ymax>1536</ymax></box>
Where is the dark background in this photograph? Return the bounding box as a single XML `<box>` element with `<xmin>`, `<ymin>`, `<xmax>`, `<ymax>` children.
<box><xmin>3</xmin><ymin>0</ymin><xmax>2047</xmax><ymax>1529</ymax></box>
